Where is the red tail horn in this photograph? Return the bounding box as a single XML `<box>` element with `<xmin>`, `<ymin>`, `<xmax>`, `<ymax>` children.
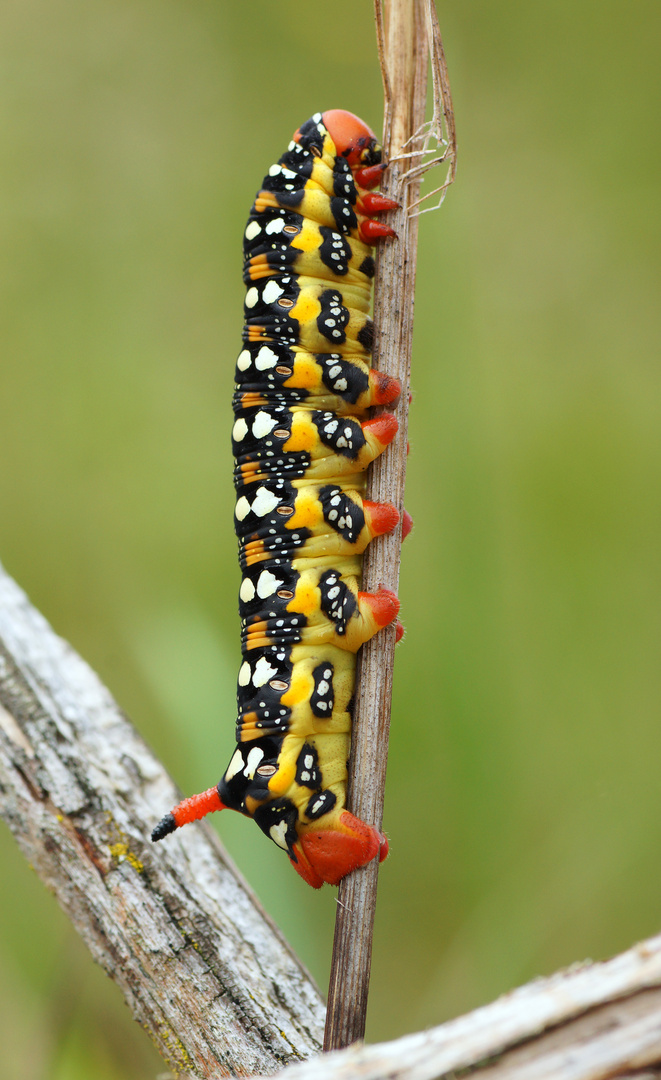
<box><xmin>152</xmin><ymin>785</ymin><xmax>226</xmax><ymax>842</ymax></box>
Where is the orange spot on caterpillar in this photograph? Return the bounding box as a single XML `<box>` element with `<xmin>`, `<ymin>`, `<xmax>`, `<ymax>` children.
<box><xmin>246</xmin><ymin>325</ymin><xmax>268</xmax><ymax>341</ymax></box>
<box><xmin>254</xmin><ymin>191</ymin><xmax>280</xmax><ymax>212</ymax></box>
<box><xmin>239</xmin><ymin>392</ymin><xmax>267</xmax><ymax>408</ymax></box>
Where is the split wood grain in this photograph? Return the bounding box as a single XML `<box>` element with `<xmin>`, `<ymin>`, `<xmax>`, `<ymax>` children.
<box><xmin>269</xmin><ymin>933</ymin><xmax>661</xmax><ymax>1080</ymax></box>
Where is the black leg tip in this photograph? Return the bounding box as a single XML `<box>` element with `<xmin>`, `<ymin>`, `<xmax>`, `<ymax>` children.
<box><xmin>151</xmin><ymin>813</ymin><xmax>177</xmax><ymax>842</ymax></box>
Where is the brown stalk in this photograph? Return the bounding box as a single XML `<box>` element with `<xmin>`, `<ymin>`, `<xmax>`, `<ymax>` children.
<box><xmin>324</xmin><ymin>0</ymin><xmax>456</xmax><ymax>1051</ymax></box>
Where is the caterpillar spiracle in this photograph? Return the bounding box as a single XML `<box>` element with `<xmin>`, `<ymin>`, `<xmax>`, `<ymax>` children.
<box><xmin>152</xmin><ymin>110</ymin><xmax>408</xmax><ymax>888</ymax></box>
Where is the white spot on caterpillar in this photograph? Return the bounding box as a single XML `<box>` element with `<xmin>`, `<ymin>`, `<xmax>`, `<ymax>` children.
<box><xmin>270</xmin><ymin>821</ymin><xmax>289</xmax><ymax>849</ymax></box>
<box><xmin>245</xmin><ymin>287</ymin><xmax>259</xmax><ymax>308</ymax></box>
<box><xmin>225</xmin><ymin>748</ymin><xmax>244</xmax><ymax>781</ymax></box>
<box><xmin>328</xmin><ymin>586</ymin><xmax>340</xmax><ymax>599</ymax></box>
<box><xmin>252</xmin><ymin>411</ymin><xmax>278</xmax><ymax>439</ymax></box>
<box><xmin>244</xmin><ymin>746</ymin><xmax>264</xmax><ymax>779</ymax></box>
<box><xmin>255</xmin><ymin>345</ymin><xmax>278</xmax><ymax>370</ymax></box>
<box><xmin>253</xmin><ymin>657</ymin><xmax>277</xmax><ymax>687</ymax></box>
<box><xmin>252</xmin><ymin>486</ymin><xmax>280</xmax><ymax>517</ymax></box>
<box><xmin>318</xmin><ymin>680</ymin><xmax>330</xmax><ymax>696</ymax></box>
<box><xmin>232</xmin><ymin>418</ymin><xmax>248</xmax><ymax>442</ymax></box>
<box><xmin>334</xmin><ymin>378</ymin><xmax>347</xmax><ymax>391</ymax></box>
<box><xmin>245</xmin><ymin>220</ymin><xmax>261</xmax><ymax>240</ymax></box>
<box><xmin>263</xmin><ymin>280</ymin><xmax>284</xmax><ymax>304</ymax></box>
<box><xmin>304</xmin><ymin>754</ymin><xmax>314</xmax><ymax>769</ymax></box>
<box><xmin>257</xmin><ymin>570</ymin><xmax>282</xmax><ymax>598</ymax></box>
<box><xmin>269</xmin><ymin>164</ymin><xmax>282</xmax><ymax>176</ymax></box>
<box><xmin>236</xmin><ymin>350</ymin><xmax>251</xmax><ymax>371</ymax></box>
<box><xmin>265</xmin><ymin>218</ymin><xmax>285</xmax><ymax>235</ymax></box>
<box><xmin>240</xmin><ymin>578</ymin><xmax>255</xmax><ymax>602</ymax></box>
<box><xmin>235</xmin><ymin>496</ymin><xmax>251</xmax><ymax>521</ymax></box>
<box><xmin>238</xmin><ymin>661</ymin><xmax>251</xmax><ymax>686</ymax></box>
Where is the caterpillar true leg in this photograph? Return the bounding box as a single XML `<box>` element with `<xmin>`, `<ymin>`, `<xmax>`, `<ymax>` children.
<box><xmin>153</xmin><ymin>110</ymin><xmax>402</xmax><ymax>888</ymax></box>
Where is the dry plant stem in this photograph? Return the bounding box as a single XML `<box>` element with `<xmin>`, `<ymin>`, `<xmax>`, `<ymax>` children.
<box><xmin>262</xmin><ymin>932</ymin><xmax>661</xmax><ymax>1080</ymax></box>
<box><xmin>323</xmin><ymin>0</ymin><xmax>429</xmax><ymax>1052</ymax></box>
<box><xmin>0</xmin><ymin>561</ymin><xmax>325</xmax><ymax>1079</ymax></box>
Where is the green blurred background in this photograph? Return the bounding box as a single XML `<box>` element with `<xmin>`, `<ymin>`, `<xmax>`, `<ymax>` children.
<box><xmin>1</xmin><ymin>1</ymin><xmax>660</xmax><ymax>1076</ymax></box>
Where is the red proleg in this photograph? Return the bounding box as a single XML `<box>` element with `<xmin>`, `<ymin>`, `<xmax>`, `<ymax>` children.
<box><xmin>358</xmin><ymin>192</ymin><xmax>400</xmax><ymax>214</ymax></box>
<box><xmin>360</xmin><ymin>219</ymin><xmax>397</xmax><ymax>243</ymax></box>
<box><xmin>369</xmin><ymin>369</ymin><xmax>401</xmax><ymax>405</ymax></box>
<box><xmin>359</xmin><ymin>586</ymin><xmax>400</xmax><ymax>628</ymax></box>
<box><xmin>363</xmin><ymin>412</ymin><xmax>398</xmax><ymax>447</ymax></box>
<box><xmin>355</xmin><ymin>163</ymin><xmax>387</xmax><ymax>189</ymax></box>
<box><xmin>364</xmin><ymin>499</ymin><xmax>400</xmax><ymax>537</ymax></box>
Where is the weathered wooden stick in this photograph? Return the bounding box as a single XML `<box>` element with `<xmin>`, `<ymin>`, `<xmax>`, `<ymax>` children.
<box><xmin>0</xmin><ymin>561</ymin><xmax>325</xmax><ymax>1079</ymax></box>
<box><xmin>4</xmin><ymin>560</ymin><xmax>661</xmax><ymax>1080</ymax></box>
<box><xmin>324</xmin><ymin>0</ymin><xmax>455</xmax><ymax>1050</ymax></box>
<box><xmin>269</xmin><ymin>932</ymin><xmax>661</xmax><ymax>1080</ymax></box>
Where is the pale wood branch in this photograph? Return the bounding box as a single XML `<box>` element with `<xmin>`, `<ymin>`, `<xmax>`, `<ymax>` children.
<box><xmin>270</xmin><ymin>932</ymin><xmax>661</xmax><ymax>1080</ymax></box>
<box><xmin>0</xmin><ymin>560</ymin><xmax>324</xmax><ymax>1079</ymax></box>
<box><xmin>3</xmin><ymin>559</ymin><xmax>661</xmax><ymax>1080</ymax></box>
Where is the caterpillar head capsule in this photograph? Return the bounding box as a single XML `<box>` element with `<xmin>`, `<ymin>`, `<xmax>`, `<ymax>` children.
<box><xmin>321</xmin><ymin>109</ymin><xmax>382</xmax><ymax>167</ymax></box>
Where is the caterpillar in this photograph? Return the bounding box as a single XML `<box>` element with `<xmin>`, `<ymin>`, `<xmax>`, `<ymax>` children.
<box><xmin>152</xmin><ymin>110</ymin><xmax>406</xmax><ymax>888</ymax></box>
